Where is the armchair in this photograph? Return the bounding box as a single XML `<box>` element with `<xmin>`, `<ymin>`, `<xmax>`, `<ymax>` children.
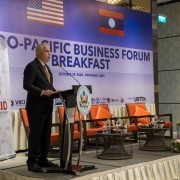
<box><xmin>19</xmin><ymin>108</ymin><xmax>60</xmax><ymax>151</ymax></box>
<box><xmin>126</xmin><ymin>103</ymin><xmax>173</xmax><ymax>140</ymax></box>
<box><xmin>82</xmin><ymin>104</ymin><xmax>113</xmax><ymax>150</ymax></box>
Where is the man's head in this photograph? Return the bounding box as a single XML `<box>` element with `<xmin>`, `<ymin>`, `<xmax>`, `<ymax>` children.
<box><xmin>36</xmin><ymin>43</ymin><xmax>50</xmax><ymax>63</ymax></box>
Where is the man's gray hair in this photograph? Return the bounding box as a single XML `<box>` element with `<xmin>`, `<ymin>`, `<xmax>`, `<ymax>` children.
<box><xmin>35</xmin><ymin>43</ymin><xmax>48</xmax><ymax>55</ymax></box>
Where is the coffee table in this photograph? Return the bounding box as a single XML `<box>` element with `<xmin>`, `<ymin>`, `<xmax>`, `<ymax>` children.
<box><xmin>96</xmin><ymin>131</ymin><xmax>133</xmax><ymax>160</ymax></box>
<box><xmin>139</xmin><ymin>127</ymin><xmax>171</xmax><ymax>151</ymax></box>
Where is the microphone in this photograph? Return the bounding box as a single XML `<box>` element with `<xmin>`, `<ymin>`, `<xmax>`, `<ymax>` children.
<box><xmin>57</xmin><ymin>63</ymin><xmax>81</xmax><ymax>85</ymax></box>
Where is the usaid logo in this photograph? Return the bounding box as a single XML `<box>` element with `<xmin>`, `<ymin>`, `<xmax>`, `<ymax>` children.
<box><xmin>0</xmin><ymin>101</ymin><xmax>8</xmax><ymax>115</ymax></box>
<box><xmin>11</xmin><ymin>99</ymin><xmax>26</xmax><ymax>107</ymax></box>
<box><xmin>0</xmin><ymin>101</ymin><xmax>8</xmax><ymax>110</ymax></box>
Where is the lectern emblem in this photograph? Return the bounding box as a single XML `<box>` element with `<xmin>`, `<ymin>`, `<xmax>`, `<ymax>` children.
<box><xmin>77</xmin><ymin>86</ymin><xmax>91</xmax><ymax>115</ymax></box>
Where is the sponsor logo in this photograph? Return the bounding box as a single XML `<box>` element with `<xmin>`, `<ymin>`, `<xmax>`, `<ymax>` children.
<box><xmin>91</xmin><ymin>97</ymin><xmax>122</xmax><ymax>104</ymax></box>
<box><xmin>101</xmin><ymin>97</ymin><xmax>107</xmax><ymax>104</ymax></box>
<box><xmin>11</xmin><ymin>99</ymin><xmax>26</xmax><ymax>107</ymax></box>
<box><xmin>128</xmin><ymin>96</ymin><xmax>146</xmax><ymax>103</ymax></box>
<box><xmin>113</xmin><ymin>99</ymin><xmax>119</xmax><ymax>102</ymax></box>
<box><xmin>120</xmin><ymin>97</ymin><xmax>124</xmax><ymax>103</ymax></box>
<box><xmin>91</xmin><ymin>97</ymin><xmax>107</xmax><ymax>105</ymax></box>
<box><xmin>0</xmin><ymin>101</ymin><xmax>8</xmax><ymax>110</ymax></box>
<box><xmin>134</xmin><ymin>96</ymin><xmax>146</xmax><ymax>102</ymax></box>
<box><xmin>95</xmin><ymin>97</ymin><xmax>100</xmax><ymax>104</ymax></box>
<box><xmin>0</xmin><ymin>101</ymin><xmax>8</xmax><ymax>115</ymax></box>
<box><xmin>107</xmin><ymin>97</ymin><xmax>110</xmax><ymax>103</ymax></box>
<box><xmin>91</xmin><ymin>98</ymin><xmax>96</xmax><ymax>105</ymax></box>
<box><xmin>11</xmin><ymin>100</ymin><xmax>14</xmax><ymax>107</ymax></box>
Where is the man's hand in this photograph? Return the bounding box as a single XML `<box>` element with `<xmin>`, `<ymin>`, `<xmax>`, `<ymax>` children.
<box><xmin>42</xmin><ymin>90</ymin><xmax>54</xmax><ymax>96</ymax></box>
<box><xmin>54</xmin><ymin>90</ymin><xmax>61</xmax><ymax>93</ymax></box>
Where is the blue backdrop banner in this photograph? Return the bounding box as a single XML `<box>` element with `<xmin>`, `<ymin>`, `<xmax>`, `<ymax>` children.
<box><xmin>0</xmin><ymin>0</ymin><xmax>154</xmax><ymax>108</ymax></box>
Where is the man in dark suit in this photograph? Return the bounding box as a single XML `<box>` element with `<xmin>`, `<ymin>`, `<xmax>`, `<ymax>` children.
<box><xmin>23</xmin><ymin>43</ymin><xmax>58</xmax><ymax>172</ymax></box>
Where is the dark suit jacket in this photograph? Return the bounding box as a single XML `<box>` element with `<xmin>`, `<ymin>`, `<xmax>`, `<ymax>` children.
<box><xmin>23</xmin><ymin>58</ymin><xmax>56</xmax><ymax>112</ymax></box>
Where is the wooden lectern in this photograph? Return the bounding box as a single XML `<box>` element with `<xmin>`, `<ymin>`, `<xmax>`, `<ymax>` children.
<box><xmin>46</xmin><ymin>85</ymin><xmax>95</xmax><ymax>175</ymax></box>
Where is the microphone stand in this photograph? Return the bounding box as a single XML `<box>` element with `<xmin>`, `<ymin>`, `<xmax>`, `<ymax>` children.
<box><xmin>57</xmin><ymin>64</ymin><xmax>81</xmax><ymax>85</ymax></box>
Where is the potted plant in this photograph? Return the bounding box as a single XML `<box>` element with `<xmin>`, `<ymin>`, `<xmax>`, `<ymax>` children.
<box><xmin>171</xmin><ymin>139</ymin><xmax>180</xmax><ymax>152</ymax></box>
<box><xmin>118</xmin><ymin>119</ymin><xmax>128</xmax><ymax>133</ymax></box>
<box><xmin>156</xmin><ymin>119</ymin><xmax>165</xmax><ymax>128</ymax></box>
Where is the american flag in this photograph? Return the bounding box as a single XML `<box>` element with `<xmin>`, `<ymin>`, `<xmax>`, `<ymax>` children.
<box><xmin>27</xmin><ymin>0</ymin><xmax>64</xmax><ymax>26</ymax></box>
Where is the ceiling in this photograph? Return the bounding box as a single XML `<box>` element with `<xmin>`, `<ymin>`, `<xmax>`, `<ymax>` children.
<box><xmin>97</xmin><ymin>0</ymin><xmax>175</xmax><ymax>13</ymax></box>
<box><xmin>97</xmin><ymin>0</ymin><xmax>175</xmax><ymax>5</ymax></box>
<box><xmin>157</xmin><ymin>0</ymin><xmax>174</xmax><ymax>4</ymax></box>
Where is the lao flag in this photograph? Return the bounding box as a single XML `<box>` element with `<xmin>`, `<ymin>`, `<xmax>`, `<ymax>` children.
<box><xmin>99</xmin><ymin>9</ymin><xmax>124</xmax><ymax>36</ymax></box>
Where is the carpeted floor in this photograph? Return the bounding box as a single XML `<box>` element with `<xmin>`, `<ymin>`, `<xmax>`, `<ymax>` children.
<box><xmin>0</xmin><ymin>143</ymin><xmax>178</xmax><ymax>180</ymax></box>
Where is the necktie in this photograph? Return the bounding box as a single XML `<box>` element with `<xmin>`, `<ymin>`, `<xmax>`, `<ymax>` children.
<box><xmin>43</xmin><ymin>65</ymin><xmax>51</xmax><ymax>83</ymax></box>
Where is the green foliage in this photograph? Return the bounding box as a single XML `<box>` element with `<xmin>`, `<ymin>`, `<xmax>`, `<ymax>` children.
<box><xmin>171</xmin><ymin>140</ymin><xmax>180</xmax><ymax>153</ymax></box>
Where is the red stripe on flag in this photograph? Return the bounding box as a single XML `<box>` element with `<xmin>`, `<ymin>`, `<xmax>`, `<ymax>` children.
<box><xmin>43</xmin><ymin>0</ymin><xmax>63</xmax><ymax>6</ymax></box>
<box><xmin>28</xmin><ymin>14</ymin><xmax>64</xmax><ymax>22</ymax></box>
<box><xmin>28</xmin><ymin>19</ymin><xmax>64</xmax><ymax>26</ymax></box>
<box><xmin>99</xmin><ymin>9</ymin><xmax>123</xmax><ymax>20</ymax></box>
<box><xmin>100</xmin><ymin>27</ymin><xmax>124</xmax><ymax>36</ymax></box>
<box><xmin>28</xmin><ymin>9</ymin><xmax>64</xmax><ymax>18</ymax></box>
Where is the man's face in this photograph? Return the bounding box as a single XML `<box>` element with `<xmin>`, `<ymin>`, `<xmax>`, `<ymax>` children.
<box><xmin>39</xmin><ymin>45</ymin><xmax>51</xmax><ymax>63</ymax></box>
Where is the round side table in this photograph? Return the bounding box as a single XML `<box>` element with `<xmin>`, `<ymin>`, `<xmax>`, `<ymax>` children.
<box><xmin>96</xmin><ymin>131</ymin><xmax>133</xmax><ymax>160</ymax></box>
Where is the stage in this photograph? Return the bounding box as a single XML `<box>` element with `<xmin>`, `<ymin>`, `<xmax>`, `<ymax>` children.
<box><xmin>0</xmin><ymin>143</ymin><xmax>178</xmax><ymax>180</ymax></box>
